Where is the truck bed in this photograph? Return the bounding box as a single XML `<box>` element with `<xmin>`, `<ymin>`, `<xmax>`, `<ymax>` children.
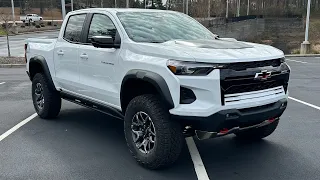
<box><xmin>26</xmin><ymin>38</ymin><xmax>57</xmax><ymax>75</ymax></box>
<box><xmin>27</xmin><ymin>38</ymin><xmax>57</xmax><ymax>57</ymax></box>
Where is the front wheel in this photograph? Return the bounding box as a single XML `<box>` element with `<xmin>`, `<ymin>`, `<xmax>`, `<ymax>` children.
<box><xmin>32</xmin><ymin>73</ymin><xmax>61</xmax><ymax>119</ymax></box>
<box><xmin>235</xmin><ymin>120</ymin><xmax>279</xmax><ymax>140</ymax></box>
<box><xmin>124</xmin><ymin>94</ymin><xmax>183</xmax><ymax>169</ymax></box>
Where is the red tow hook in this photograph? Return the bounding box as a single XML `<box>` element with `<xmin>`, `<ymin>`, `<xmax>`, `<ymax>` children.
<box><xmin>268</xmin><ymin>118</ymin><xmax>276</xmax><ymax>123</ymax></box>
<box><xmin>219</xmin><ymin>128</ymin><xmax>229</xmax><ymax>134</ymax></box>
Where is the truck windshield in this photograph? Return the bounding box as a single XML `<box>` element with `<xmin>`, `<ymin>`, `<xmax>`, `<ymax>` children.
<box><xmin>117</xmin><ymin>12</ymin><xmax>216</xmax><ymax>43</ymax></box>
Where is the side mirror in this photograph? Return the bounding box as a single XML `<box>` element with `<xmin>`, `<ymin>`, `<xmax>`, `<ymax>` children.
<box><xmin>90</xmin><ymin>36</ymin><xmax>120</xmax><ymax>48</ymax></box>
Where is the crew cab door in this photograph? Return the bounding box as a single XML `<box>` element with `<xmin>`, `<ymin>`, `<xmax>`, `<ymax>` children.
<box><xmin>53</xmin><ymin>13</ymin><xmax>87</xmax><ymax>92</ymax></box>
<box><xmin>77</xmin><ymin>13</ymin><xmax>121</xmax><ymax>107</ymax></box>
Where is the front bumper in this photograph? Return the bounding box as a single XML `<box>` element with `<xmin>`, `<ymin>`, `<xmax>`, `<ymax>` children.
<box><xmin>172</xmin><ymin>98</ymin><xmax>287</xmax><ymax>133</ymax></box>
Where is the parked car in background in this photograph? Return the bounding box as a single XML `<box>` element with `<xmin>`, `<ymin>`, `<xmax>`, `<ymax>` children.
<box><xmin>20</xmin><ymin>14</ymin><xmax>43</xmax><ymax>23</ymax></box>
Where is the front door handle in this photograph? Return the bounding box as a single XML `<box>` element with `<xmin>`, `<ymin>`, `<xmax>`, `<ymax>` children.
<box><xmin>57</xmin><ymin>50</ymin><xmax>64</xmax><ymax>56</ymax></box>
<box><xmin>80</xmin><ymin>53</ymin><xmax>88</xmax><ymax>59</ymax></box>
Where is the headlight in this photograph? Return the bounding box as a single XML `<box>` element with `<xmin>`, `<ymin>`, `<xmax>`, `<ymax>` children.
<box><xmin>280</xmin><ymin>57</ymin><xmax>285</xmax><ymax>63</ymax></box>
<box><xmin>167</xmin><ymin>60</ymin><xmax>225</xmax><ymax>76</ymax></box>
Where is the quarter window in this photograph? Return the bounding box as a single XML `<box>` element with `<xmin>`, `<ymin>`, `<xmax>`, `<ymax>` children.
<box><xmin>64</xmin><ymin>14</ymin><xmax>86</xmax><ymax>43</ymax></box>
<box><xmin>87</xmin><ymin>14</ymin><xmax>117</xmax><ymax>42</ymax></box>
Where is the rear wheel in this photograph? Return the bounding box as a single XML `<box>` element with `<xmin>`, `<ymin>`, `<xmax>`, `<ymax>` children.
<box><xmin>235</xmin><ymin>120</ymin><xmax>279</xmax><ymax>140</ymax></box>
<box><xmin>124</xmin><ymin>94</ymin><xmax>183</xmax><ymax>169</ymax></box>
<box><xmin>32</xmin><ymin>73</ymin><xmax>61</xmax><ymax>119</ymax></box>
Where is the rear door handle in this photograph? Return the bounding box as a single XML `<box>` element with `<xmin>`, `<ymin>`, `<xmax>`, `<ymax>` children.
<box><xmin>57</xmin><ymin>50</ymin><xmax>64</xmax><ymax>56</ymax></box>
<box><xmin>80</xmin><ymin>53</ymin><xmax>88</xmax><ymax>59</ymax></box>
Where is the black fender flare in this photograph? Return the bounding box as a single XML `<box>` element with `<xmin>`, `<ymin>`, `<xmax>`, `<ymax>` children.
<box><xmin>29</xmin><ymin>56</ymin><xmax>56</xmax><ymax>90</ymax></box>
<box><xmin>121</xmin><ymin>70</ymin><xmax>174</xmax><ymax>109</ymax></box>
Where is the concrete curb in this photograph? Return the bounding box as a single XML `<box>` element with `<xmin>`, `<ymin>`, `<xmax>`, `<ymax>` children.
<box><xmin>15</xmin><ymin>29</ymin><xmax>59</xmax><ymax>35</ymax></box>
<box><xmin>0</xmin><ymin>64</ymin><xmax>25</xmax><ymax>68</ymax></box>
<box><xmin>285</xmin><ymin>54</ymin><xmax>320</xmax><ymax>57</ymax></box>
<box><xmin>0</xmin><ymin>29</ymin><xmax>59</xmax><ymax>37</ymax></box>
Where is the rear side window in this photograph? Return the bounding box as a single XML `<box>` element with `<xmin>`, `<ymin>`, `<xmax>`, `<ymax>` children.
<box><xmin>87</xmin><ymin>14</ymin><xmax>117</xmax><ymax>42</ymax></box>
<box><xmin>64</xmin><ymin>14</ymin><xmax>86</xmax><ymax>43</ymax></box>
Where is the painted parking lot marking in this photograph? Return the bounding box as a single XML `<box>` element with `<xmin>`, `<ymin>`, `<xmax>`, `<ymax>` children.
<box><xmin>286</xmin><ymin>59</ymin><xmax>308</xmax><ymax>64</ymax></box>
<box><xmin>0</xmin><ymin>113</ymin><xmax>37</xmax><ymax>142</ymax></box>
<box><xmin>186</xmin><ymin>137</ymin><xmax>210</xmax><ymax>180</ymax></box>
<box><xmin>289</xmin><ymin>97</ymin><xmax>320</xmax><ymax>111</ymax></box>
<box><xmin>0</xmin><ymin>82</ymin><xmax>5</xmax><ymax>85</ymax></box>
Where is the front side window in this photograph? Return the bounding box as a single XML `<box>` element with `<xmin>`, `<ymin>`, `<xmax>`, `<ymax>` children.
<box><xmin>117</xmin><ymin>12</ymin><xmax>216</xmax><ymax>43</ymax></box>
<box><xmin>87</xmin><ymin>14</ymin><xmax>117</xmax><ymax>42</ymax></box>
<box><xmin>64</xmin><ymin>14</ymin><xmax>86</xmax><ymax>43</ymax></box>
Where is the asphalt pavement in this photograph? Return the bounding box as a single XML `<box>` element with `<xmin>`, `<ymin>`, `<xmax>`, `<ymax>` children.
<box><xmin>0</xmin><ymin>57</ymin><xmax>320</xmax><ymax>180</ymax></box>
<box><xmin>0</xmin><ymin>31</ymin><xmax>59</xmax><ymax>57</ymax></box>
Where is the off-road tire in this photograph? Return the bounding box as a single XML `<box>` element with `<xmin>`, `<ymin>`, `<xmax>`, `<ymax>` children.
<box><xmin>235</xmin><ymin>120</ymin><xmax>279</xmax><ymax>140</ymax></box>
<box><xmin>124</xmin><ymin>94</ymin><xmax>183</xmax><ymax>169</ymax></box>
<box><xmin>32</xmin><ymin>73</ymin><xmax>61</xmax><ymax>119</ymax></box>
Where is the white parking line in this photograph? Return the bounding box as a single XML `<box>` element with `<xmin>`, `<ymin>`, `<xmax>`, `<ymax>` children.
<box><xmin>286</xmin><ymin>59</ymin><xmax>308</xmax><ymax>64</ymax></box>
<box><xmin>289</xmin><ymin>97</ymin><xmax>320</xmax><ymax>111</ymax></box>
<box><xmin>186</xmin><ymin>137</ymin><xmax>210</xmax><ymax>180</ymax></box>
<box><xmin>0</xmin><ymin>113</ymin><xmax>37</xmax><ymax>142</ymax></box>
<box><xmin>0</xmin><ymin>82</ymin><xmax>5</xmax><ymax>85</ymax></box>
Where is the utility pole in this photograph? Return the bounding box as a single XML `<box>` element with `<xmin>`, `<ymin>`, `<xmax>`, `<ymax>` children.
<box><xmin>166</xmin><ymin>0</ymin><xmax>169</xmax><ymax>10</ymax></box>
<box><xmin>126</xmin><ymin>0</ymin><xmax>129</xmax><ymax>8</ymax></box>
<box><xmin>101</xmin><ymin>0</ymin><xmax>103</xmax><ymax>8</ymax></box>
<box><xmin>186</xmin><ymin>0</ymin><xmax>188</xmax><ymax>15</ymax></box>
<box><xmin>226</xmin><ymin>0</ymin><xmax>229</xmax><ymax>18</ymax></box>
<box><xmin>61</xmin><ymin>0</ymin><xmax>66</xmax><ymax>19</ymax></box>
<box><xmin>183</xmin><ymin>0</ymin><xmax>185</xmax><ymax>13</ymax></box>
<box><xmin>50</xmin><ymin>0</ymin><xmax>54</xmax><ymax>25</ymax></box>
<box><xmin>208</xmin><ymin>0</ymin><xmax>211</xmax><ymax>18</ymax></box>
<box><xmin>10</xmin><ymin>0</ymin><xmax>16</xmax><ymax>26</ymax></box>
<box><xmin>237</xmin><ymin>0</ymin><xmax>240</xmax><ymax>17</ymax></box>
<box><xmin>115</xmin><ymin>0</ymin><xmax>117</xmax><ymax>8</ymax></box>
<box><xmin>71</xmin><ymin>0</ymin><xmax>74</xmax><ymax>11</ymax></box>
<box><xmin>301</xmin><ymin>0</ymin><xmax>312</xmax><ymax>54</ymax></box>
<box><xmin>145</xmin><ymin>0</ymin><xmax>147</xmax><ymax>8</ymax></box>
<box><xmin>247</xmin><ymin>0</ymin><xmax>250</xmax><ymax>15</ymax></box>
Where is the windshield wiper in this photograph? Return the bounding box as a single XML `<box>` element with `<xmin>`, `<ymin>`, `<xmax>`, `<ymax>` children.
<box><xmin>148</xmin><ymin>41</ymin><xmax>165</xmax><ymax>43</ymax></box>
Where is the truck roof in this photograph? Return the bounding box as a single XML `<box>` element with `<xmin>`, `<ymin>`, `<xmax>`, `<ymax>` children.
<box><xmin>71</xmin><ymin>8</ymin><xmax>174</xmax><ymax>14</ymax></box>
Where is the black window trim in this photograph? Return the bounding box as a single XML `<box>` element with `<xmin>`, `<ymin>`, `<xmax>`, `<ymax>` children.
<box><xmin>63</xmin><ymin>13</ymin><xmax>89</xmax><ymax>45</ymax></box>
<box><xmin>80</xmin><ymin>13</ymin><xmax>93</xmax><ymax>45</ymax></box>
<box><xmin>81</xmin><ymin>12</ymin><xmax>121</xmax><ymax>46</ymax></box>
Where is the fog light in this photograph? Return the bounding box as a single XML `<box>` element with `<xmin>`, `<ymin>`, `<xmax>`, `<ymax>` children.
<box><xmin>180</xmin><ymin>87</ymin><xmax>196</xmax><ymax>104</ymax></box>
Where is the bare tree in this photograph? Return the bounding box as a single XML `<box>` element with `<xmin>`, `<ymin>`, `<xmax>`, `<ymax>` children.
<box><xmin>0</xmin><ymin>10</ymin><xmax>12</xmax><ymax>57</ymax></box>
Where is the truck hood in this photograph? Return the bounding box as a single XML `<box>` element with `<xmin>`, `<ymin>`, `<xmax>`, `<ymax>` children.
<box><xmin>127</xmin><ymin>39</ymin><xmax>284</xmax><ymax>63</ymax></box>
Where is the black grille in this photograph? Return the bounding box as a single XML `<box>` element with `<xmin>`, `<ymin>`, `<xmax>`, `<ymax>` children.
<box><xmin>220</xmin><ymin>62</ymin><xmax>290</xmax><ymax>105</ymax></box>
<box><xmin>225</xmin><ymin>59</ymin><xmax>281</xmax><ymax>71</ymax></box>
<box><xmin>223</xmin><ymin>81</ymin><xmax>285</xmax><ymax>94</ymax></box>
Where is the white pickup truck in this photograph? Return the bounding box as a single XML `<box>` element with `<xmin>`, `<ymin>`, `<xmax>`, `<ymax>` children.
<box><xmin>26</xmin><ymin>8</ymin><xmax>290</xmax><ymax>169</ymax></box>
<box><xmin>20</xmin><ymin>14</ymin><xmax>43</xmax><ymax>23</ymax></box>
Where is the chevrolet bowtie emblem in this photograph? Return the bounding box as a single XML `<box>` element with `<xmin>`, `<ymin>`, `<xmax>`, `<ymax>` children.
<box><xmin>254</xmin><ymin>70</ymin><xmax>272</xmax><ymax>80</ymax></box>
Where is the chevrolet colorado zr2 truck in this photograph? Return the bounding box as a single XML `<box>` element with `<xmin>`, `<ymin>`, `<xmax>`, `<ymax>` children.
<box><xmin>26</xmin><ymin>8</ymin><xmax>290</xmax><ymax>169</ymax></box>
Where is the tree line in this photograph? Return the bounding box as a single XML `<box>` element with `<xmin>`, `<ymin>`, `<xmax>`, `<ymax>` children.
<box><xmin>1</xmin><ymin>0</ymin><xmax>319</xmax><ymax>17</ymax></box>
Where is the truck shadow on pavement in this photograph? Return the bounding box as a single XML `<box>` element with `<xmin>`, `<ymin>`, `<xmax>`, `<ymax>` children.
<box><xmin>26</xmin><ymin>104</ymin><xmax>318</xmax><ymax>180</ymax></box>
<box><xmin>45</xmin><ymin>105</ymin><xmax>197</xmax><ymax>179</ymax></box>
